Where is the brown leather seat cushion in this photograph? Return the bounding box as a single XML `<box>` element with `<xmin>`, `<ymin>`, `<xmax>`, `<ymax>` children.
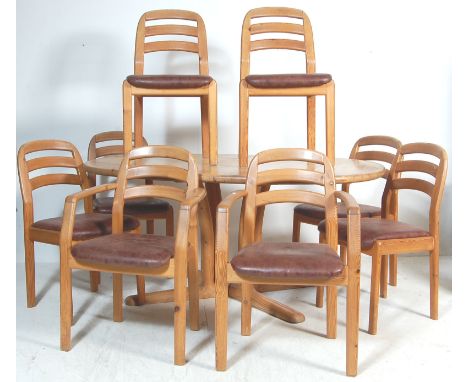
<box><xmin>294</xmin><ymin>203</ymin><xmax>381</xmax><ymax>221</ymax></box>
<box><xmin>71</xmin><ymin>233</ymin><xmax>175</xmax><ymax>268</ymax></box>
<box><xmin>317</xmin><ymin>218</ymin><xmax>431</xmax><ymax>250</ymax></box>
<box><xmin>231</xmin><ymin>242</ymin><xmax>343</xmax><ymax>281</ymax></box>
<box><xmin>94</xmin><ymin>197</ymin><xmax>171</xmax><ymax>218</ymax></box>
<box><xmin>127</xmin><ymin>75</ymin><xmax>213</xmax><ymax>89</ymax></box>
<box><xmin>31</xmin><ymin>213</ymin><xmax>140</xmax><ymax>241</ymax></box>
<box><xmin>245</xmin><ymin>73</ymin><xmax>332</xmax><ymax>89</ymax></box>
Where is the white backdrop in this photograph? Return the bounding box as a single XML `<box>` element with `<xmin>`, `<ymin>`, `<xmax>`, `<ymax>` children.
<box><xmin>16</xmin><ymin>0</ymin><xmax>452</xmax><ymax>263</ymax></box>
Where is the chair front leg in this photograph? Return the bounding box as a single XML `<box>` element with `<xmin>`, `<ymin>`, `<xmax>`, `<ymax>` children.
<box><xmin>369</xmin><ymin>255</ymin><xmax>382</xmax><ymax>335</ymax></box>
<box><xmin>60</xmin><ymin>268</ymin><xmax>72</xmax><ymax>351</ymax></box>
<box><xmin>346</xmin><ymin>277</ymin><xmax>360</xmax><ymax>376</ymax></box>
<box><xmin>326</xmin><ymin>286</ymin><xmax>337</xmax><ymax>339</ymax></box>
<box><xmin>136</xmin><ymin>275</ymin><xmax>146</xmax><ymax>305</ymax></box>
<box><xmin>430</xmin><ymin>247</ymin><xmax>439</xmax><ymax>320</ymax></box>
<box><xmin>188</xmin><ymin>225</ymin><xmax>200</xmax><ymax>331</ymax></box>
<box><xmin>113</xmin><ymin>273</ymin><xmax>123</xmax><ymax>322</ymax></box>
<box><xmin>241</xmin><ymin>283</ymin><xmax>252</xmax><ymax>336</ymax></box>
<box><xmin>24</xmin><ymin>237</ymin><xmax>36</xmax><ymax>308</ymax></box>
<box><xmin>215</xmin><ymin>267</ymin><xmax>228</xmax><ymax>371</ymax></box>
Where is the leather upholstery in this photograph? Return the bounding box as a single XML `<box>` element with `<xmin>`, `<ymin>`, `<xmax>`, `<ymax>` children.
<box><xmin>94</xmin><ymin>197</ymin><xmax>171</xmax><ymax>218</ymax></box>
<box><xmin>245</xmin><ymin>73</ymin><xmax>332</xmax><ymax>89</ymax></box>
<box><xmin>127</xmin><ymin>75</ymin><xmax>213</xmax><ymax>89</ymax></box>
<box><xmin>31</xmin><ymin>213</ymin><xmax>140</xmax><ymax>241</ymax></box>
<box><xmin>294</xmin><ymin>203</ymin><xmax>381</xmax><ymax>221</ymax></box>
<box><xmin>318</xmin><ymin>218</ymin><xmax>431</xmax><ymax>250</ymax></box>
<box><xmin>231</xmin><ymin>242</ymin><xmax>343</xmax><ymax>280</ymax></box>
<box><xmin>71</xmin><ymin>233</ymin><xmax>175</xmax><ymax>268</ymax></box>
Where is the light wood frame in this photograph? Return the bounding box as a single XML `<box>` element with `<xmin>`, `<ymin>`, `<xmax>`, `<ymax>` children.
<box><xmin>338</xmin><ymin>142</ymin><xmax>448</xmax><ymax>334</ymax></box>
<box><xmin>214</xmin><ymin>148</ymin><xmax>362</xmax><ymax>376</ymax></box>
<box><xmin>59</xmin><ymin>145</ymin><xmax>207</xmax><ymax>365</ymax></box>
<box><xmin>293</xmin><ymin>135</ymin><xmax>402</xmax><ymax>306</ymax></box>
<box><xmin>239</xmin><ymin>7</ymin><xmax>335</xmax><ymax>167</ymax></box>
<box><xmin>123</xmin><ymin>9</ymin><xmax>218</xmax><ymax>164</ymax></box>
<box><xmin>17</xmin><ymin>140</ymin><xmax>101</xmax><ymax>308</ymax></box>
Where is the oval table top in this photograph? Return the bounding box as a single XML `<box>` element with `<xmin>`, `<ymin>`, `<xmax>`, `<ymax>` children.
<box><xmin>84</xmin><ymin>154</ymin><xmax>386</xmax><ymax>185</ymax></box>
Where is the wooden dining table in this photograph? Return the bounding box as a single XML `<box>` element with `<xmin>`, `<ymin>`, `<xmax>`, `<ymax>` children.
<box><xmin>84</xmin><ymin>153</ymin><xmax>386</xmax><ymax>323</ymax></box>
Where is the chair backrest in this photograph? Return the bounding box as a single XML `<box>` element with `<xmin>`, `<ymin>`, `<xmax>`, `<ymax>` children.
<box><xmin>240</xmin><ymin>7</ymin><xmax>315</xmax><ymax>79</ymax></box>
<box><xmin>88</xmin><ymin>131</ymin><xmax>149</xmax><ymax>160</ymax></box>
<box><xmin>241</xmin><ymin>148</ymin><xmax>337</xmax><ymax>248</ymax></box>
<box><xmin>134</xmin><ymin>9</ymin><xmax>209</xmax><ymax>75</ymax></box>
<box><xmin>381</xmin><ymin>142</ymin><xmax>448</xmax><ymax>236</ymax></box>
<box><xmin>17</xmin><ymin>140</ymin><xmax>90</xmax><ymax>223</ymax></box>
<box><xmin>112</xmin><ymin>145</ymin><xmax>199</xmax><ymax>232</ymax></box>
<box><xmin>349</xmin><ymin>136</ymin><xmax>402</xmax><ymax>180</ymax></box>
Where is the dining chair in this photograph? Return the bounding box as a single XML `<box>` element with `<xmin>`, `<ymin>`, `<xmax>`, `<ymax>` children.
<box><xmin>122</xmin><ymin>9</ymin><xmax>217</xmax><ymax>164</ymax></box>
<box><xmin>17</xmin><ymin>140</ymin><xmax>140</xmax><ymax>308</ymax></box>
<box><xmin>88</xmin><ymin>130</ymin><xmax>175</xmax><ymax>304</ymax></box>
<box><xmin>318</xmin><ymin>142</ymin><xmax>448</xmax><ymax>334</ymax></box>
<box><xmin>60</xmin><ymin>145</ymin><xmax>206</xmax><ymax>365</ymax></box>
<box><xmin>239</xmin><ymin>7</ymin><xmax>335</xmax><ymax>166</ymax></box>
<box><xmin>215</xmin><ymin>148</ymin><xmax>361</xmax><ymax>376</ymax></box>
<box><xmin>293</xmin><ymin>135</ymin><xmax>402</xmax><ymax>306</ymax></box>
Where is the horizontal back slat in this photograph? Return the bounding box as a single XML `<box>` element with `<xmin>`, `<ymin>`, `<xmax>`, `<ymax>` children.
<box><xmin>124</xmin><ymin>184</ymin><xmax>186</xmax><ymax>202</ymax></box>
<box><xmin>257</xmin><ymin>169</ymin><xmax>324</xmax><ymax>186</ymax></box>
<box><xmin>127</xmin><ymin>165</ymin><xmax>188</xmax><ymax>183</ymax></box>
<box><xmin>21</xmin><ymin>140</ymin><xmax>76</xmax><ymax>155</ymax></box>
<box><xmin>391</xmin><ymin>178</ymin><xmax>434</xmax><ymax>196</ymax></box>
<box><xmin>250</xmin><ymin>22</ymin><xmax>304</xmax><ymax>35</ymax></box>
<box><xmin>401</xmin><ymin>142</ymin><xmax>445</xmax><ymax>158</ymax></box>
<box><xmin>145</xmin><ymin>24</ymin><xmax>198</xmax><ymax>37</ymax></box>
<box><xmin>30</xmin><ymin>174</ymin><xmax>82</xmax><ymax>190</ymax></box>
<box><xmin>27</xmin><ymin>156</ymin><xmax>77</xmax><ymax>172</ymax></box>
<box><xmin>396</xmin><ymin>160</ymin><xmax>438</xmax><ymax>178</ymax></box>
<box><xmin>249</xmin><ymin>7</ymin><xmax>304</xmax><ymax>19</ymax></box>
<box><xmin>144</xmin><ymin>41</ymin><xmax>199</xmax><ymax>54</ymax></box>
<box><xmin>95</xmin><ymin>145</ymin><xmax>124</xmax><ymax>158</ymax></box>
<box><xmin>258</xmin><ymin>148</ymin><xmax>325</xmax><ymax>164</ymax></box>
<box><xmin>256</xmin><ymin>189</ymin><xmax>325</xmax><ymax>207</ymax></box>
<box><xmin>355</xmin><ymin>151</ymin><xmax>395</xmax><ymax>165</ymax></box>
<box><xmin>250</xmin><ymin>39</ymin><xmax>305</xmax><ymax>52</ymax></box>
<box><xmin>144</xmin><ymin>9</ymin><xmax>200</xmax><ymax>21</ymax></box>
<box><xmin>129</xmin><ymin>145</ymin><xmax>190</xmax><ymax>162</ymax></box>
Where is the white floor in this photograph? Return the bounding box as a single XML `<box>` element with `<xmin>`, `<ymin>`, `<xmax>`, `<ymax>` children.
<box><xmin>17</xmin><ymin>256</ymin><xmax>452</xmax><ymax>382</ymax></box>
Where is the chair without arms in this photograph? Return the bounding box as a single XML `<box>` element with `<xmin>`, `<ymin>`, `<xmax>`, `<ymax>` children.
<box><xmin>318</xmin><ymin>142</ymin><xmax>448</xmax><ymax>334</ymax></box>
<box><xmin>215</xmin><ymin>148</ymin><xmax>362</xmax><ymax>376</ymax></box>
<box><xmin>60</xmin><ymin>145</ymin><xmax>207</xmax><ymax>365</ymax></box>
<box><xmin>123</xmin><ymin>9</ymin><xmax>217</xmax><ymax>164</ymax></box>
<box><xmin>88</xmin><ymin>131</ymin><xmax>175</xmax><ymax>304</ymax></box>
<box><xmin>293</xmin><ymin>135</ymin><xmax>402</xmax><ymax>306</ymax></box>
<box><xmin>17</xmin><ymin>140</ymin><xmax>140</xmax><ymax>308</ymax></box>
<box><xmin>239</xmin><ymin>7</ymin><xmax>335</xmax><ymax>166</ymax></box>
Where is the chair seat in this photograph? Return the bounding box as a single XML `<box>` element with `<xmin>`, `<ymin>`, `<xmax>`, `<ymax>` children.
<box><xmin>245</xmin><ymin>73</ymin><xmax>332</xmax><ymax>89</ymax></box>
<box><xmin>93</xmin><ymin>197</ymin><xmax>171</xmax><ymax>218</ymax></box>
<box><xmin>295</xmin><ymin>203</ymin><xmax>381</xmax><ymax>221</ymax></box>
<box><xmin>318</xmin><ymin>218</ymin><xmax>431</xmax><ymax>250</ymax></box>
<box><xmin>231</xmin><ymin>242</ymin><xmax>343</xmax><ymax>281</ymax></box>
<box><xmin>127</xmin><ymin>75</ymin><xmax>213</xmax><ymax>89</ymax></box>
<box><xmin>31</xmin><ymin>213</ymin><xmax>140</xmax><ymax>241</ymax></box>
<box><xmin>71</xmin><ymin>233</ymin><xmax>175</xmax><ymax>268</ymax></box>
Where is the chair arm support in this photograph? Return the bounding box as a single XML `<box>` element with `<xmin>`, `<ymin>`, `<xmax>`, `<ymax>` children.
<box><xmin>216</xmin><ymin>190</ymin><xmax>248</xmax><ymax>264</ymax></box>
<box><xmin>334</xmin><ymin>191</ymin><xmax>361</xmax><ymax>271</ymax></box>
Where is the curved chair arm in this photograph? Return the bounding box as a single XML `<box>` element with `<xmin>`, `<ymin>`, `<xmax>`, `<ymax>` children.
<box><xmin>180</xmin><ymin>188</ymin><xmax>207</xmax><ymax>211</ymax></box>
<box><xmin>334</xmin><ymin>190</ymin><xmax>361</xmax><ymax>271</ymax></box>
<box><xmin>60</xmin><ymin>183</ymin><xmax>118</xmax><ymax>252</ymax></box>
<box><xmin>216</xmin><ymin>190</ymin><xmax>248</xmax><ymax>263</ymax></box>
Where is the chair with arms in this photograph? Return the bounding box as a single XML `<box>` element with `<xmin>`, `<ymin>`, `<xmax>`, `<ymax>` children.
<box><xmin>293</xmin><ymin>135</ymin><xmax>402</xmax><ymax>306</ymax></box>
<box><xmin>17</xmin><ymin>140</ymin><xmax>140</xmax><ymax>308</ymax></box>
<box><xmin>60</xmin><ymin>145</ymin><xmax>206</xmax><ymax>365</ymax></box>
<box><xmin>215</xmin><ymin>148</ymin><xmax>362</xmax><ymax>376</ymax></box>
<box><xmin>122</xmin><ymin>9</ymin><xmax>217</xmax><ymax>164</ymax></box>
<box><xmin>318</xmin><ymin>142</ymin><xmax>448</xmax><ymax>334</ymax></box>
<box><xmin>88</xmin><ymin>130</ymin><xmax>175</xmax><ymax>304</ymax></box>
<box><xmin>239</xmin><ymin>7</ymin><xmax>335</xmax><ymax>166</ymax></box>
